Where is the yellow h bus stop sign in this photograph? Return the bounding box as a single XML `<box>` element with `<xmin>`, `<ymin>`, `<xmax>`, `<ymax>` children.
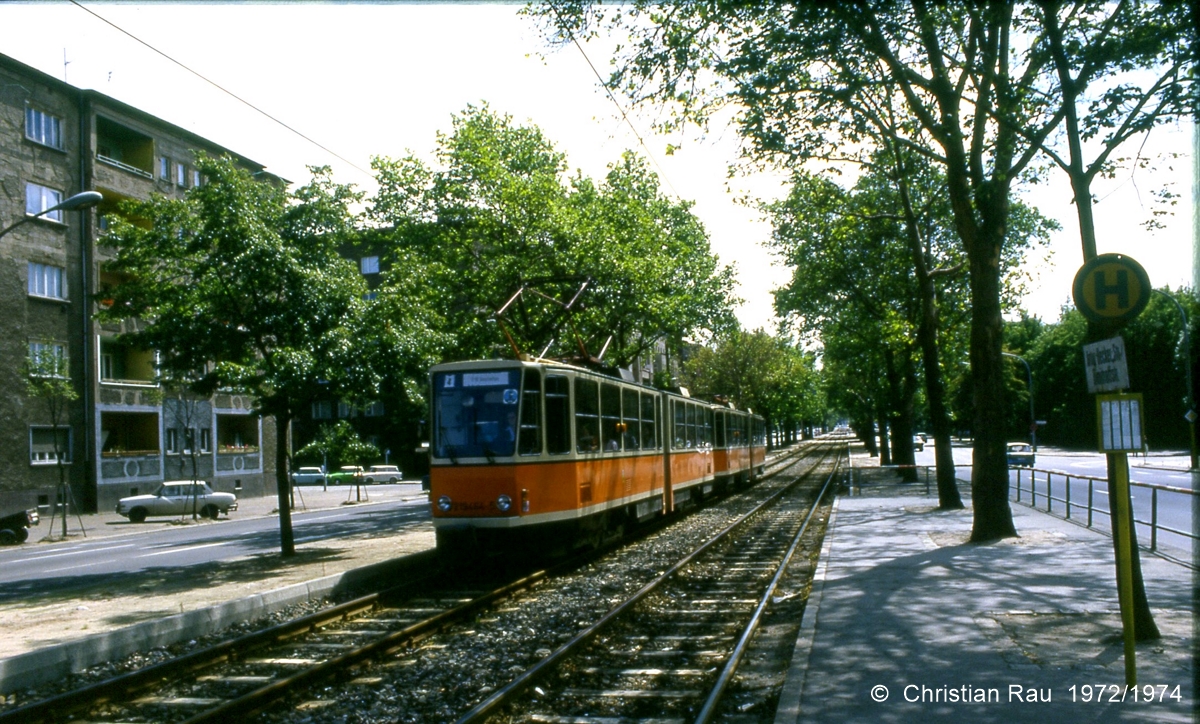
<box><xmin>1072</xmin><ymin>253</ymin><xmax>1151</xmax><ymax>323</ymax></box>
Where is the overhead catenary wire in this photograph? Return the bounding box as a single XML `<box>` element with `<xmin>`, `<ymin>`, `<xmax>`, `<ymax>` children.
<box><xmin>67</xmin><ymin>0</ymin><xmax>375</xmax><ymax>181</ymax></box>
<box><xmin>548</xmin><ymin>5</ymin><xmax>682</xmax><ymax>200</ymax></box>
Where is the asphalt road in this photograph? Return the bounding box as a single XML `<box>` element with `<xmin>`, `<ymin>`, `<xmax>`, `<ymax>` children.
<box><xmin>914</xmin><ymin>442</ymin><xmax>1197</xmax><ymax>558</ymax></box>
<box><xmin>0</xmin><ymin>489</ymin><xmax>432</xmax><ymax>604</ymax></box>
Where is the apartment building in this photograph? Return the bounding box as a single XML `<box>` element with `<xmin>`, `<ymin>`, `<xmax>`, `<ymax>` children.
<box><xmin>0</xmin><ymin>53</ymin><xmax>278</xmax><ymax>514</ymax></box>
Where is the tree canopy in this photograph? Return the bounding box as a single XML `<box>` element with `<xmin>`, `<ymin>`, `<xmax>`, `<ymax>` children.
<box><xmin>369</xmin><ymin>105</ymin><xmax>738</xmax><ymax>367</ymax></box>
<box><xmin>99</xmin><ymin>155</ymin><xmax>370</xmax><ymax>556</ymax></box>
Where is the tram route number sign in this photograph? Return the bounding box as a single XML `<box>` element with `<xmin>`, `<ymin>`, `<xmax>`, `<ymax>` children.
<box><xmin>1072</xmin><ymin>253</ymin><xmax>1151</xmax><ymax>324</ymax></box>
<box><xmin>1082</xmin><ymin>337</ymin><xmax>1129</xmax><ymax>393</ymax></box>
<box><xmin>1096</xmin><ymin>392</ymin><xmax>1144</xmax><ymax>453</ymax></box>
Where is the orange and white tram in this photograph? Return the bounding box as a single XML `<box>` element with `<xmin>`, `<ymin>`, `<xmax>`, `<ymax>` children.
<box><xmin>428</xmin><ymin>358</ymin><xmax>766</xmax><ymax>556</ymax></box>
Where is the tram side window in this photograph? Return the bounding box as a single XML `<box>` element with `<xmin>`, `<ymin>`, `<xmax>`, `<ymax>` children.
<box><xmin>672</xmin><ymin>400</ymin><xmax>685</xmax><ymax>449</ymax></box>
<box><xmin>715</xmin><ymin>411</ymin><xmax>726</xmax><ymax>448</ymax></box>
<box><xmin>622</xmin><ymin>388</ymin><xmax>639</xmax><ymax>450</ymax></box>
<box><xmin>575</xmin><ymin>378</ymin><xmax>599</xmax><ymax>452</ymax></box>
<box><xmin>641</xmin><ymin>393</ymin><xmax>658</xmax><ymax>449</ymax></box>
<box><xmin>545</xmin><ymin>375</ymin><xmax>571</xmax><ymax>454</ymax></box>
<box><xmin>684</xmin><ymin>403</ymin><xmax>696</xmax><ymax>448</ymax></box>
<box><xmin>703</xmin><ymin>408</ymin><xmax>713</xmax><ymax>447</ymax></box>
<box><xmin>518</xmin><ymin>369</ymin><xmax>542</xmax><ymax>455</ymax></box>
<box><xmin>601</xmin><ymin>383</ymin><xmax>621</xmax><ymax>452</ymax></box>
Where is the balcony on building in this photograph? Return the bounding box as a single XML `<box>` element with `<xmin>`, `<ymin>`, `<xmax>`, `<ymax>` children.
<box><xmin>95</xmin><ymin>116</ymin><xmax>154</xmax><ymax>179</ymax></box>
<box><xmin>99</xmin><ymin>337</ymin><xmax>156</xmax><ymax>386</ymax></box>
<box><xmin>99</xmin><ymin>410</ymin><xmax>161</xmax><ymax>481</ymax></box>
<box><xmin>216</xmin><ymin>413</ymin><xmax>260</xmax><ymax>475</ymax></box>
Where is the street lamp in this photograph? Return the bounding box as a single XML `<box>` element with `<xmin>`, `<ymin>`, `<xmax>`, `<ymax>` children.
<box><xmin>0</xmin><ymin>190</ymin><xmax>104</xmax><ymax>240</ymax></box>
<box><xmin>1151</xmin><ymin>289</ymin><xmax>1197</xmax><ymax>470</ymax></box>
<box><xmin>1002</xmin><ymin>352</ymin><xmax>1037</xmax><ymax>451</ymax></box>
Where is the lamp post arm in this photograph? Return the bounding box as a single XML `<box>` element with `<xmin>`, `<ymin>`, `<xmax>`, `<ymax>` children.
<box><xmin>0</xmin><ymin>190</ymin><xmax>104</xmax><ymax>241</ymax></box>
<box><xmin>0</xmin><ymin>215</ymin><xmax>33</xmax><ymax>240</ymax></box>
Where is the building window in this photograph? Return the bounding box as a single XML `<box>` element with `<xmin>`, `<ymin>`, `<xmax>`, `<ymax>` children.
<box><xmin>338</xmin><ymin>402</ymin><xmax>358</xmax><ymax>419</ymax></box>
<box><xmin>361</xmin><ymin>256</ymin><xmax>380</xmax><ymax>274</ymax></box>
<box><xmin>364</xmin><ymin>401</ymin><xmax>385</xmax><ymax>417</ymax></box>
<box><xmin>28</xmin><ymin>262</ymin><xmax>67</xmax><ymax>300</ymax></box>
<box><xmin>312</xmin><ymin>400</ymin><xmax>332</xmax><ymax>420</ymax></box>
<box><xmin>28</xmin><ymin>342</ymin><xmax>68</xmax><ymax>378</ymax></box>
<box><xmin>165</xmin><ymin>428</ymin><xmax>179</xmax><ymax>454</ymax></box>
<box><xmin>160</xmin><ymin>156</ymin><xmax>170</xmax><ymax>180</ymax></box>
<box><xmin>25</xmin><ymin>183</ymin><xmax>63</xmax><ymax>222</ymax></box>
<box><xmin>200</xmin><ymin>427</ymin><xmax>211</xmax><ymax>452</ymax></box>
<box><xmin>30</xmin><ymin>426</ymin><xmax>71</xmax><ymax>464</ymax></box>
<box><xmin>25</xmin><ymin>107</ymin><xmax>63</xmax><ymax>149</ymax></box>
<box><xmin>176</xmin><ymin>162</ymin><xmax>187</xmax><ymax>187</ymax></box>
<box><xmin>192</xmin><ymin>170</ymin><xmax>202</xmax><ymax>187</ymax></box>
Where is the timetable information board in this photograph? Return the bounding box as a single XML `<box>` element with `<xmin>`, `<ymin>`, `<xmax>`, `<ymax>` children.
<box><xmin>1096</xmin><ymin>393</ymin><xmax>1144</xmax><ymax>453</ymax></box>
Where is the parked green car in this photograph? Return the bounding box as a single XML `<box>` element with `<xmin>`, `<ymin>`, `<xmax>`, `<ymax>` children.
<box><xmin>326</xmin><ymin>466</ymin><xmax>366</xmax><ymax>485</ymax></box>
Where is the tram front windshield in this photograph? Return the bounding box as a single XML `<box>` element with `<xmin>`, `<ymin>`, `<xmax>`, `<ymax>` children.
<box><xmin>433</xmin><ymin>369</ymin><xmax>520</xmax><ymax>459</ymax></box>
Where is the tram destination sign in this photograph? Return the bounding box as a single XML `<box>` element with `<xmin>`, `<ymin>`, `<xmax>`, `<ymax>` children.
<box><xmin>1083</xmin><ymin>337</ymin><xmax>1129</xmax><ymax>393</ymax></box>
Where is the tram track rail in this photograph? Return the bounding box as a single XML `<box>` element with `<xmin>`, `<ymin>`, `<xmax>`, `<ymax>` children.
<box><xmin>455</xmin><ymin>445</ymin><xmax>844</xmax><ymax>724</ymax></box>
<box><xmin>0</xmin><ymin>442</ymin><xmax>827</xmax><ymax>724</ymax></box>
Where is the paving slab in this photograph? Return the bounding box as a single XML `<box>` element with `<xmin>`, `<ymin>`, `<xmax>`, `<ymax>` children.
<box><xmin>775</xmin><ymin>455</ymin><xmax>1196</xmax><ymax>724</ymax></box>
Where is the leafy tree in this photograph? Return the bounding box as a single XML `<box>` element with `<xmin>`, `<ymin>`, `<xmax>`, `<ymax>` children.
<box><xmin>533</xmin><ymin>2</ymin><xmax>1163</xmax><ymax>542</ymax></box>
<box><xmin>99</xmin><ymin>156</ymin><xmax>368</xmax><ymax>557</ymax></box>
<box><xmin>294</xmin><ymin>420</ymin><xmax>381</xmax><ymax>474</ymax></box>
<box><xmin>370</xmin><ymin>105</ymin><xmax>737</xmax><ymax>367</ymax></box>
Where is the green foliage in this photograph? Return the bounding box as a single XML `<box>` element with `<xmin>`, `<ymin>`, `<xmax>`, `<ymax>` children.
<box><xmin>294</xmin><ymin>420</ymin><xmax>380</xmax><ymax>470</ymax></box>
<box><xmin>1012</xmin><ymin>289</ymin><xmax>1198</xmax><ymax>449</ymax></box>
<box><xmin>369</xmin><ymin>105</ymin><xmax>737</xmax><ymax>367</ymax></box>
<box><xmin>681</xmin><ymin>330</ymin><xmax>824</xmax><ymax>436</ymax></box>
<box><xmin>99</xmin><ymin>155</ymin><xmax>369</xmax><ymax>419</ymax></box>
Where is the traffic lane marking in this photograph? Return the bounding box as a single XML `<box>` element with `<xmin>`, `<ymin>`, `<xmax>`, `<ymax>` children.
<box><xmin>18</xmin><ymin>543</ymin><xmax>137</xmax><ymax>561</ymax></box>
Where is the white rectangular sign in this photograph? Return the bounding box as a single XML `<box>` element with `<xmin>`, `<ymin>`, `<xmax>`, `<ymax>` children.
<box><xmin>1083</xmin><ymin>337</ymin><xmax>1129</xmax><ymax>393</ymax></box>
<box><xmin>1097</xmin><ymin>394</ymin><xmax>1144</xmax><ymax>452</ymax></box>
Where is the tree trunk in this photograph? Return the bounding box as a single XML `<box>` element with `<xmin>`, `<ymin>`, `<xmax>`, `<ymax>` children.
<box><xmin>886</xmin><ymin>350</ymin><xmax>918</xmax><ymax>482</ymax></box>
<box><xmin>275</xmin><ymin>412</ymin><xmax>296</xmax><ymax>557</ymax></box>
<box><xmin>877</xmin><ymin>415</ymin><xmax>891</xmax><ymax>466</ymax></box>
<box><xmin>966</xmin><ymin>228</ymin><xmax>1017</xmax><ymax>542</ymax></box>
<box><xmin>894</xmin><ymin>160</ymin><xmax>963</xmax><ymax>509</ymax></box>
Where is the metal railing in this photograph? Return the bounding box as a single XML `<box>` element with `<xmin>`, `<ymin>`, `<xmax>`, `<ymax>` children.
<box><xmin>1012</xmin><ymin>466</ymin><xmax>1196</xmax><ymax>567</ymax></box>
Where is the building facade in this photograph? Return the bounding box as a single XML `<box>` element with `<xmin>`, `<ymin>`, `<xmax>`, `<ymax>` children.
<box><xmin>0</xmin><ymin>53</ymin><xmax>277</xmax><ymax>514</ymax></box>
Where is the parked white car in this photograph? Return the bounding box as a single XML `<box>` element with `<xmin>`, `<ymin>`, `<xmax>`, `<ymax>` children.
<box><xmin>291</xmin><ymin>466</ymin><xmax>327</xmax><ymax>485</ymax></box>
<box><xmin>363</xmin><ymin>465</ymin><xmax>402</xmax><ymax>484</ymax></box>
<box><xmin>116</xmin><ymin>481</ymin><xmax>238</xmax><ymax>523</ymax></box>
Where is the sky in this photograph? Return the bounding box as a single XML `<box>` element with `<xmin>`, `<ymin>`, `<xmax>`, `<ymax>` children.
<box><xmin>0</xmin><ymin>2</ymin><xmax>1192</xmax><ymax>331</ymax></box>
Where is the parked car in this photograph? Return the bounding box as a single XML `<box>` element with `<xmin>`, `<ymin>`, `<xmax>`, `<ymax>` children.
<box><xmin>1006</xmin><ymin>442</ymin><xmax>1035</xmax><ymax>467</ymax></box>
<box><xmin>326</xmin><ymin>466</ymin><xmax>366</xmax><ymax>485</ymax></box>
<box><xmin>912</xmin><ymin>436</ymin><xmax>925</xmax><ymax>452</ymax></box>
<box><xmin>0</xmin><ymin>508</ymin><xmax>39</xmax><ymax>544</ymax></box>
<box><xmin>116</xmin><ymin>481</ymin><xmax>238</xmax><ymax>523</ymax></box>
<box><xmin>363</xmin><ymin>465</ymin><xmax>402</xmax><ymax>484</ymax></box>
<box><xmin>291</xmin><ymin>466</ymin><xmax>326</xmax><ymax>485</ymax></box>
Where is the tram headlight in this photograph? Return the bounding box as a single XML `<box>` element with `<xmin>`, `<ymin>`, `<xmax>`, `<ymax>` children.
<box><xmin>437</xmin><ymin>495</ymin><xmax>452</xmax><ymax>512</ymax></box>
<box><xmin>496</xmin><ymin>494</ymin><xmax>512</xmax><ymax>512</ymax></box>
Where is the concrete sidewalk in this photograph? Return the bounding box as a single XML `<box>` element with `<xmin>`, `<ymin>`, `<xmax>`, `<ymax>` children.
<box><xmin>775</xmin><ymin>454</ymin><xmax>1195</xmax><ymax>724</ymax></box>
